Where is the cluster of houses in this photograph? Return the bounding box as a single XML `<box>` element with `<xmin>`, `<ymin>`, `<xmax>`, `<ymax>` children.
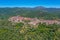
<box><xmin>8</xmin><ymin>16</ymin><xmax>60</xmax><ymax>25</ymax></box>
<box><xmin>8</xmin><ymin>16</ymin><xmax>33</xmax><ymax>22</ymax></box>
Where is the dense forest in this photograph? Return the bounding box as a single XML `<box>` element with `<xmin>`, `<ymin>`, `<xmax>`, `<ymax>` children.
<box><xmin>0</xmin><ymin>20</ymin><xmax>60</xmax><ymax>40</ymax></box>
<box><xmin>0</xmin><ymin>6</ymin><xmax>60</xmax><ymax>40</ymax></box>
<box><xmin>0</xmin><ymin>6</ymin><xmax>60</xmax><ymax>20</ymax></box>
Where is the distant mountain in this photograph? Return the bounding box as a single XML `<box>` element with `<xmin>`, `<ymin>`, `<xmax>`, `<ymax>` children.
<box><xmin>0</xmin><ymin>6</ymin><xmax>60</xmax><ymax>19</ymax></box>
<box><xmin>34</xmin><ymin>6</ymin><xmax>60</xmax><ymax>12</ymax></box>
<box><xmin>34</xmin><ymin>6</ymin><xmax>46</xmax><ymax>9</ymax></box>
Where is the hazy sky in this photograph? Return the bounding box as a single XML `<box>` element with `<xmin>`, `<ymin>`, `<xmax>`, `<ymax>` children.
<box><xmin>0</xmin><ymin>0</ymin><xmax>60</xmax><ymax>8</ymax></box>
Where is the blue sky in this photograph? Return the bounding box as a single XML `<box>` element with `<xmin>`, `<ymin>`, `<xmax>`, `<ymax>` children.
<box><xmin>0</xmin><ymin>0</ymin><xmax>60</xmax><ymax>8</ymax></box>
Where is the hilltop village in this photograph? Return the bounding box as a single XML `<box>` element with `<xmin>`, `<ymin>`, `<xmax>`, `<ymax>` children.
<box><xmin>8</xmin><ymin>16</ymin><xmax>60</xmax><ymax>25</ymax></box>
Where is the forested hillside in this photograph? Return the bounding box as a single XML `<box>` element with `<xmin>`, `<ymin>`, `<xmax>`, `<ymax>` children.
<box><xmin>0</xmin><ymin>6</ymin><xmax>60</xmax><ymax>40</ymax></box>
<box><xmin>0</xmin><ymin>6</ymin><xmax>60</xmax><ymax>20</ymax></box>
<box><xmin>0</xmin><ymin>20</ymin><xmax>60</xmax><ymax>40</ymax></box>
